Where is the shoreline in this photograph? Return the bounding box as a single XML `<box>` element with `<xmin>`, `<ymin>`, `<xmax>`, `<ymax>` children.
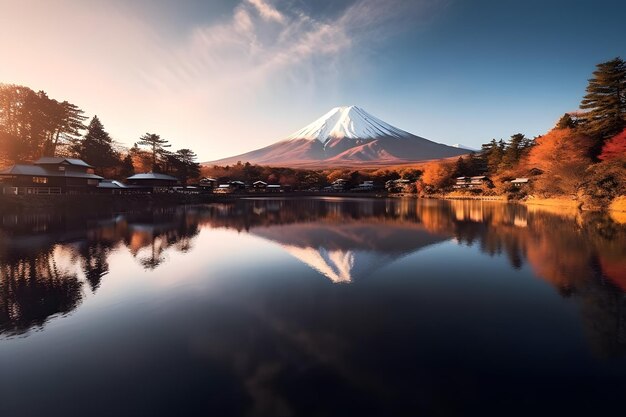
<box><xmin>1</xmin><ymin>192</ymin><xmax>623</xmax><ymax>214</ymax></box>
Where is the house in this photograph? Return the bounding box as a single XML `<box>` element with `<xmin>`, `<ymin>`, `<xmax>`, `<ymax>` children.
<box><xmin>252</xmin><ymin>181</ymin><xmax>268</xmax><ymax>192</ymax></box>
<box><xmin>0</xmin><ymin>157</ymin><xmax>103</xmax><ymax>195</ymax></box>
<box><xmin>266</xmin><ymin>184</ymin><xmax>281</xmax><ymax>193</ymax></box>
<box><xmin>97</xmin><ymin>180</ymin><xmax>130</xmax><ymax>195</ymax></box>
<box><xmin>510</xmin><ymin>178</ymin><xmax>530</xmax><ymax>188</ymax></box>
<box><xmin>331</xmin><ymin>179</ymin><xmax>349</xmax><ymax>191</ymax></box>
<box><xmin>197</xmin><ymin>177</ymin><xmax>218</xmax><ymax>191</ymax></box>
<box><xmin>214</xmin><ymin>180</ymin><xmax>246</xmax><ymax>194</ymax></box>
<box><xmin>454</xmin><ymin>176</ymin><xmax>491</xmax><ymax>189</ymax></box>
<box><xmin>354</xmin><ymin>180</ymin><xmax>375</xmax><ymax>191</ymax></box>
<box><xmin>125</xmin><ymin>172</ymin><xmax>179</xmax><ymax>192</ymax></box>
<box><xmin>385</xmin><ymin>179</ymin><xmax>412</xmax><ymax>193</ymax></box>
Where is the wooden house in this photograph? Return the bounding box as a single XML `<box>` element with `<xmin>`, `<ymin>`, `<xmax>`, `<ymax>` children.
<box><xmin>125</xmin><ymin>172</ymin><xmax>179</xmax><ymax>192</ymax></box>
<box><xmin>0</xmin><ymin>157</ymin><xmax>103</xmax><ymax>195</ymax></box>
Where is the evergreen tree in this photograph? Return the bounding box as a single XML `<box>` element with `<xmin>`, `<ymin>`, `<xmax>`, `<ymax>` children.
<box><xmin>73</xmin><ymin>116</ymin><xmax>119</xmax><ymax>173</ymax></box>
<box><xmin>171</xmin><ymin>149</ymin><xmax>200</xmax><ymax>186</ymax></box>
<box><xmin>556</xmin><ymin>113</ymin><xmax>576</xmax><ymax>129</ymax></box>
<box><xmin>579</xmin><ymin>57</ymin><xmax>626</xmax><ymax>145</ymax></box>
<box><xmin>137</xmin><ymin>133</ymin><xmax>171</xmax><ymax>171</ymax></box>
<box><xmin>120</xmin><ymin>154</ymin><xmax>135</xmax><ymax>178</ymax></box>
<box><xmin>501</xmin><ymin>133</ymin><xmax>527</xmax><ymax>168</ymax></box>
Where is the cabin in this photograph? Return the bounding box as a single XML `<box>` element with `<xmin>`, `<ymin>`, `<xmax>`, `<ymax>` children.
<box><xmin>385</xmin><ymin>179</ymin><xmax>412</xmax><ymax>193</ymax></box>
<box><xmin>97</xmin><ymin>180</ymin><xmax>130</xmax><ymax>195</ymax></box>
<box><xmin>125</xmin><ymin>172</ymin><xmax>179</xmax><ymax>193</ymax></box>
<box><xmin>0</xmin><ymin>157</ymin><xmax>103</xmax><ymax>195</ymax></box>
<box><xmin>354</xmin><ymin>180</ymin><xmax>375</xmax><ymax>191</ymax></box>
<box><xmin>510</xmin><ymin>178</ymin><xmax>530</xmax><ymax>188</ymax></box>
<box><xmin>214</xmin><ymin>181</ymin><xmax>246</xmax><ymax>194</ymax></box>
<box><xmin>252</xmin><ymin>181</ymin><xmax>268</xmax><ymax>192</ymax></box>
<box><xmin>197</xmin><ymin>177</ymin><xmax>218</xmax><ymax>191</ymax></box>
<box><xmin>266</xmin><ymin>184</ymin><xmax>281</xmax><ymax>193</ymax></box>
<box><xmin>454</xmin><ymin>176</ymin><xmax>491</xmax><ymax>189</ymax></box>
<box><xmin>332</xmin><ymin>179</ymin><xmax>349</xmax><ymax>191</ymax></box>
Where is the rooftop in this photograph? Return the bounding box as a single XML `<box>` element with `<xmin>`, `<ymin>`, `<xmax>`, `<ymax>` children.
<box><xmin>126</xmin><ymin>172</ymin><xmax>178</xmax><ymax>181</ymax></box>
<box><xmin>0</xmin><ymin>164</ymin><xmax>103</xmax><ymax>179</ymax></box>
<box><xmin>34</xmin><ymin>157</ymin><xmax>93</xmax><ymax>168</ymax></box>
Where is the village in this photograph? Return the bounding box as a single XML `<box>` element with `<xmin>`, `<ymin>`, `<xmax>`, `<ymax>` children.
<box><xmin>0</xmin><ymin>156</ymin><xmax>538</xmax><ymax>198</ymax></box>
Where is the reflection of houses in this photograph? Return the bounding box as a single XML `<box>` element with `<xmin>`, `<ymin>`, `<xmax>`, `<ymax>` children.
<box><xmin>510</xmin><ymin>178</ymin><xmax>530</xmax><ymax>188</ymax></box>
<box><xmin>0</xmin><ymin>157</ymin><xmax>103</xmax><ymax>195</ymax></box>
<box><xmin>125</xmin><ymin>172</ymin><xmax>179</xmax><ymax>192</ymax></box>
<box><xmin>454</xmin><ymin>176</ymin><xmax>491</xmax><ymax>189</ymax></box>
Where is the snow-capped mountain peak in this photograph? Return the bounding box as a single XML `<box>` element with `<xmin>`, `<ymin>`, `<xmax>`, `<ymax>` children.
<box><xmin>287</xmin><ymin>106</ymin><xmax>410</xmax><ymax>143</ymax></box>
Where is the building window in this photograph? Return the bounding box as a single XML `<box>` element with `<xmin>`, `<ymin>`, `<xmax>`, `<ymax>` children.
<box><xmin>58</xmin><ymin>166</ymin><xmax>66</xmax><ymax>171</ymax></box>
<box><xmin>87</xmin><ymin>179</ymin><xmax>99</xmax><ymax>186</ymax></box>
<box><xmin>33</xmin><ymin>176</ymin><xmax>48</xmax><ymax>184</ymax></box>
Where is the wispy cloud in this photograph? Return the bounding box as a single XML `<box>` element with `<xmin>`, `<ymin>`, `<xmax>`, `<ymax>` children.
<box><xmin>0</xmin><ymin>0</ymin><xmax>443</xmax><ymax>159</ymax></box>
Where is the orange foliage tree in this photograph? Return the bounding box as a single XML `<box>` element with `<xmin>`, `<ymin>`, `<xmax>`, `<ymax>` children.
<box><xmin>524</xmin><ymin>128</ymin><xmax>593</xmax><ymax>196</ymax></box>
<box><xmin>599</xmin><ymin>129</ymin><xmax>626</xmax><ymax>161</ymax></box>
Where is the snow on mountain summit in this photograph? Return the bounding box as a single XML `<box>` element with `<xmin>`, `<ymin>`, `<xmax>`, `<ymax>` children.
<box><xmin>287</xmin><ymin>106</ymin><xmax>410</xmax><ymax>143</ymax></box>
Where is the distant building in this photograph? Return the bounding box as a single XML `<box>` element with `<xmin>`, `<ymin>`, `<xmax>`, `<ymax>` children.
<box><xmin>214</xmin><ymin>180</ymin><xmax>246</xmax><ymax>194</ymax></box>
<box><xmin>331</xmin><ymin>179</ymin><xmax>349</xmax><ymax>191</ymax></box>
<box><xmin>510</xmin><ymin>178</ymin><xmax>530</xmax><ymax>188</ymax></box>
<box><xmin>0</xmin><ymin>157</ymin><xmax>103</xmax><ymax>195</ymax></box>
<box><xmin>125</xmin><ymin>172</ymin><xmax>179</xmax><ymax>192</ymax></box>
<box><xmin>454</xmin><ymin>176</ymin><xmax>491</xmax><ymax>189</ymax></box>
<box><xmin>266</xmin><ymin>184</ymin><xmax>281</xmax><ymax>193</ymax></box>
<box><xmin>198</xmin><ymin>177</ymin><xmax>218</xmax><ymax>191</ymax></box>
<box><xmin>97</xmin><ymin>180</ymin><xmax>129</xmax><ymax>195</ymax></box>
<box><xmin>252</xmin><ymin>180</ymin><xmax>268</xmax><ymax>192</ymax></box>
<box><xmin>354</xmin><ymin>180</ymin><xmax>375</xmax><ymax>191</ymax></box>
<box><xmin>385</xmin><ymin>179</ymin><xmax>412</xmax><ymax>193</ymax></box>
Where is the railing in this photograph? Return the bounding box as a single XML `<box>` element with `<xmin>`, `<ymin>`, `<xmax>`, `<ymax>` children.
<box><xmin>2</xmin><ymin>187</ymin><xmax>62</xmax><ymax>195</ymax></box>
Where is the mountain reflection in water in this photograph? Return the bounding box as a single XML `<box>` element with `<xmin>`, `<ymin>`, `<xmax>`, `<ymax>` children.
<box><xmin>0</xmin><ymin>198</ymin><xmax>625</xmax><ymax>416</ymax></box>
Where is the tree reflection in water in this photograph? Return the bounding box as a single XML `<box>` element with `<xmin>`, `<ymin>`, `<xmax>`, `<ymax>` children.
<box><xmin>0</xmin><ymin>199</ymin><xmax>624</xmax><ymax>357</ymax></box>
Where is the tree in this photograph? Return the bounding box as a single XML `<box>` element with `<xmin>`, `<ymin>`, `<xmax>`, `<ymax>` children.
<box><xmin>171</xmin><ymin>149</ymin><xmax>200</xmax><ymax>186</ymax></box>
<box><xmin>556</xmin><ymin>113</ymin><xmax>576</xmax><ymax>129</ymax></box>
<box><xmin>119</xmin><ymin>154</ymin><xmax>135</xmax><ymax>178</ymax></box>
<box><xmin>137</xmin><ymin>133</ymin><xmax>171</xmax><ymax>171</ymax></box>
<box><xmin>579</xmin><ymin>57</ymin><xmax>626</xmax><ymax>147</ymax></box>
<box><xmin>73</xmin><ymin>116</ymin><xmax>119</xmax><ymax>173</ymax></box>
<box><xmin>525</xmin><ymin>128</ymin><xmax>594</xmax><ymax>196</ymax></box>
<box><xmin>599</xmin><ymin>128</ymin><xmax>626</xmax><ymax>161</ymax></box>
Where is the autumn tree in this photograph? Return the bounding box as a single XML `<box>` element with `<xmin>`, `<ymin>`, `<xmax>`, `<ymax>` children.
<box><xmin>598</xmin><ymin>128</ymin><xmax>626</xmax><ymax>161</ymax></box>
<box><xmin>556</xmin><ymin>113</ymin><xmax>576</xmax><ymax>129</ymax></box>
<box><xmin>579</xmin><ymin>57</ymin><xmax>626</xmax><ymax>150</ymax></box>
<box><xmin>525</xmin><ymin>128</ymin><xmax>594</xmax><ymax>196</ymax></box>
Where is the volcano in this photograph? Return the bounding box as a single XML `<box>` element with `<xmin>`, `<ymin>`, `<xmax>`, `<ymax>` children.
<box><xmin>207</xmin><ymin>106</ymin><xmax>468</xmax><ymax>167</ymax></box>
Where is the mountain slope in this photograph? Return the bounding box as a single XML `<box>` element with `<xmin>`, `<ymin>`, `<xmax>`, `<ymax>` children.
<box><xmin>207</xmin><ymin>106</ymin><xmax>468</xmax><ymax>167</ymax></box>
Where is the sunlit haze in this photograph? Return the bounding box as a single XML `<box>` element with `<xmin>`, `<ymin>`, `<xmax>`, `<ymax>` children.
<box><xmin>1</xmin><ymin>0</ymin><xmax>625</xmax><ymax>160</ymax></box>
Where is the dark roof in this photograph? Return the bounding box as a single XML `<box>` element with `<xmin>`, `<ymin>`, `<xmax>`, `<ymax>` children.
<box><xmin>126</xmin><ymin>172</ymin><xmax>179</xmax><ymax>181</ymax></box>
<box><xmin>0</xmin><ymin>164</ymin><xmax>103</xmax><ymax>180</ymax></box>
<box><xmin>98</xmin><ymin>180</ymin><xmax>127</xmax><ymax>189</ymax></box>
<box><xmin>34</xmin><ymin>157</ymin><xmax>93</xmax><ymax>168</ymax></box>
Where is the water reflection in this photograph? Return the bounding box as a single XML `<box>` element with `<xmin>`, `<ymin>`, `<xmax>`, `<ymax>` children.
<box><xmin>0</xmin><ymin>198</ymin><xmax>625</xmax><ymax>358</ymax></box>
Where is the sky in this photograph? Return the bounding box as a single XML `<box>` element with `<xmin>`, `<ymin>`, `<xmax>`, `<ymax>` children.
<box><xmin>1</xmin><ymin>0</ymin><xmax>625</xmax><ymax>161</ymax></box>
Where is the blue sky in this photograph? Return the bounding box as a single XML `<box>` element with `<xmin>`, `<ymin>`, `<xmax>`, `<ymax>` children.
<box><xmin>1</xmin><ymin>0</ymin><xmax>625</xmax><ymax>160</ymax></box>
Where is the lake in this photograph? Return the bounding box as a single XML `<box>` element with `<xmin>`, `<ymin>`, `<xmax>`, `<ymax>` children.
<box><xmin>1</xmin><ymin>198</ymin><xmax>625</xmax><ymax>416</ymax></box>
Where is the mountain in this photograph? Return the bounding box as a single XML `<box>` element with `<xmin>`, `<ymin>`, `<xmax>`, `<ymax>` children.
<box><xmin>452</xmin><ymin>144</ymin><xmax>478</xmax><ymax>151</ymax></box>
<box><xmin>206</xmin><ymin>106</ymin><xmax>469</xmax><ymax>167</ymax></box>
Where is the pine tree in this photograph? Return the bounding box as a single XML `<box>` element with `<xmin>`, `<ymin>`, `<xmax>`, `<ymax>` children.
<box><xmin>171</xmin><ymin>148</ymin><xmax>200</xmax><ymax>186</ymax></box>
<box><xmin>120</xmin><ymin>154</ymin><xmax>135</xmax><ymax>178</ymax></box>
<box><xmin>74</xmin><ymin>116</ymin><xmax>119</xmax><ymax>172</ymax></box>
<box><xmin>579</xmin><ymin>57</ymin><xmax>626</xmax><ymax>145</ymax></box>
<box><xmin>556</xmin><ymin>113</ymin><xmax>575</xmax><ymax>129</ymax></box>
<box><xmin>137</xmin><ymin>133</ymin><xmax>171</xmax><ymax>172</ymax></box>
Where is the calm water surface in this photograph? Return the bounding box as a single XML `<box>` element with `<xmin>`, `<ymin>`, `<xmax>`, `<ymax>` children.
<box><xmin>0</xmin><ymin>198</ymin><xmax>625</xmax><ymax>416</ymax></box>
